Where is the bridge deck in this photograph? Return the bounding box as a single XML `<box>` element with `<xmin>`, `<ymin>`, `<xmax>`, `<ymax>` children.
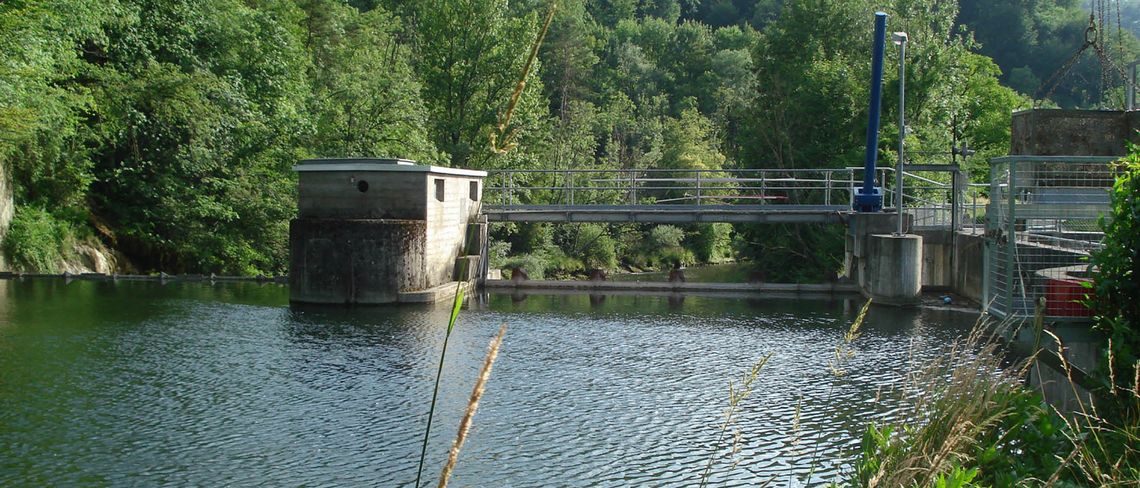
<box><xmin>482</xmin><ymin>204</ymin><xmax>852</xmax><ymax>223</ymax></box>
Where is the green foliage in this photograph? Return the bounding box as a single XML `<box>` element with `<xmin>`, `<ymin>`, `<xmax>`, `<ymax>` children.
<box><xmin>3</xmin><ymin>205</ymin><xmax>73</xmax><ymax>272</ymax></box>
<box><xmin>690</xmin><ymin>223</ymin><xmax>733</xmax><ymax>263</ymax></box>
<box><xmin>930</xmin><ymin>466</ymin><xmax>980</xmax><ymax>488</ymax></box>
<box><xmin>500</xmin><ymin>252</ymin><xmax>549</xmax><ymax>280</ymax></box>
<box><xmin>502</xmin><ymin>222</ymin><xmax>554</xmax><ymax>255</ymax></box>
<box><xmin>647</xmin><ymin>224</ymin><xmax>684</xmax><ymax>249</ymax></box>
<box><xmin>850</xmin><ymin>329</ymin><xmax>1062</xmax><ymax>486</ymax></box>
<box><xmin>0</xmin><ymin>0</ymin><xmax>1051</xmax><ymax>277</ymax></box>
<box><xmin>413</xmin><ymin>0</ymin><xmax>548</xmax><ymax>168</ymax></box>
<box><xmin>1091</xmin><ymin>155</ymin><xmax>1140</xmax><ymax>414</ymax></box>
<box><xmin>640</xmin><ymin>224</ymin><xmax>693</xmax><ymax>268</ymax></box>
<box><xmin>969</xmin><ymin>388</ymin><xmax>1069</xmax><ymax>485</ymax></box>
<box><xmin>0</xmin><ymin>0</ymin><xmax>444</xmax><ymax>274</ymax></box>
<box><xmin>736</xmin><ymin>223</ymin><xmax>844</xmax><ymax>282</ymax></box>
<box><xmin>958</xmin><ymin>0</ymin><xmax>1140</xmax><ymax>108</ymax></box>
<box><xmin>555</xmin><ymin>223</ymin><xmax>618</xmax><ymax>270</ymax></box>
<box><xmin>304</xmin><ymin>2</ymin><xmax>439</xmax><ymax>162</ymax></box>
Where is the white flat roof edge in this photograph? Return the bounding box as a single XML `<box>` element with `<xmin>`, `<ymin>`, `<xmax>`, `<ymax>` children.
<box><xmin>292</xmin><ymin>163</ymin><xmax>487</xmax><ymax>177</ymax></box>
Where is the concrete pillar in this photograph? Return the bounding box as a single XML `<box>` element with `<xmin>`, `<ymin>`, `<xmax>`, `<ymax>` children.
<box><xmin>844</xmin><ymin>212</ymin><xmax>907</xmax><ymax>285</ymax></box>
<box><xmin>863</xmin><ymin>234</ymin><xmax>923</xmax><ymax>306</ymax></box>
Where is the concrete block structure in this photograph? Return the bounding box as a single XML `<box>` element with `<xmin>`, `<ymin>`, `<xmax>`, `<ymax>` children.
<box><xmin>289</xmin><ymin>158</ymin><xmax>487</xmax><ymax>304</ymax></box>
<box><xmin>844</xmin><ymin>213</ymin><xmax>924</xmax><ymax>306</ymax></box>
<box><xmin>1011</xmin><ymin>109</ymin><xmax>1140</xmax><ymax>156</ymax></box>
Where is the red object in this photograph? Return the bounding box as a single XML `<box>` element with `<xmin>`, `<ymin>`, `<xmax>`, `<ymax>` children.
<box><xmin>1045</xmin><ymin>278</ymin><xmax>1094</xmax><ymax>317</ymax></box>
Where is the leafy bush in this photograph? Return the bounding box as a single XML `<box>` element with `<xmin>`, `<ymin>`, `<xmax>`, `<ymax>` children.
<box><xmin>648</xmin><ymin>225</ymin><xmax>685</xmax><ymax>249</ymax></box>
<box><xmin>487</xmin><ymin>241</ymin><xmax>512</xmax><ymax>269</ymax></box>
<box><xmin>3</xmin><ymin>206</ymin><xmax>72</xmax><ymax>272</ymax></box>
<box><xmin>648</xmin><ymin>247</ymin><xmax>694</xmax><ymax>269</ymax></box>
<box><xmin>506</xmin><ymin>223</ymin><xmax>554</xmax><ymax>255</ymax></box>
<box><xmin>690</xmin><ymin>223</ymin><xmax>734</xmax><ymax>262</ymax></box>
<box><xmin>1091</xmin><ymin>156</ymin><xmax>1140</xmax><ymax>413</ymax></box>
<box><xmin>499</xmin><ymin>253</ymin><xmax>548</xmax><ymax>280</ymax></box>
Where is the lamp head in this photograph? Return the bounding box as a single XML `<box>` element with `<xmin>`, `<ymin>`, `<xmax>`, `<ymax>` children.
<box><xmin>892</xmin><ymin>32</ymin><xmax>908</xmax><ymax>45</ymax></box>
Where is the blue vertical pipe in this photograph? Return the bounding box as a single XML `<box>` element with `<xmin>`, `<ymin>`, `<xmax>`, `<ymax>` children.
<box><xmin>855</xmin><ymin>12</ymin><xmax>887</xmax><ymax>212</ymax></box>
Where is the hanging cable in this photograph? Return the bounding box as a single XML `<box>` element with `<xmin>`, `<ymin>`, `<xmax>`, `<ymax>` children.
<box><xmin>1034</xmin><ymin>0</ymin><xmax>1137</xmax><ymax>108</ymax></box>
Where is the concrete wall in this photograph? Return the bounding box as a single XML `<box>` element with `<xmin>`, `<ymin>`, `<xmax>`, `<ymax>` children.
<box><xmin>289</xmin><ymin>219</ymin><xmax>427</xmax><ymax>304</ymax></box>
<box><xmin>917</xmin><ymin>229</ymin><xmax>952</xmax><ymax>289</ymax></box>
<box><xmin>954</xmin><ymin>232</ymin><xmax>985</xmax><ymax>303</ymax></box>
<box><xmin>844</xmin><ymin>213</ymin><xmax>906</xmax><ymax>286</ymax></box>
<box><xmin>908</xmin><ymin>229</ymin><xmax>990</xmax><ymax>304</ymax></box>
<box><xmin>863</xmin><ymin>234</ymin><xmax>923</xmax><ymax>306</ymax></box>
<box><xmin>298</xmin><ymin>171</ymin><xmax>427</xmax><ymax>219</ymax></box>
<box><xmin>1011</xmin><ymin>109</ymin><xmax>1140</xmax><ymax>156</ymax></box>
<box><xmin>290</xmin><ymin>164</ymin><xmax>485</xmax><ymax>304</ymax></box>
<box><xmin>424</xmin><ymin>176</ymin><xmax>483</xmax><ymax>286</ymax></box>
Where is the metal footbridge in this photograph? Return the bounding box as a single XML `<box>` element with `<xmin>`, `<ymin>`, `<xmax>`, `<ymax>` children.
<box><xmin>482</xmin><ymin>167</ymin><xmax>971</xmax><ymax>225</ymax></box>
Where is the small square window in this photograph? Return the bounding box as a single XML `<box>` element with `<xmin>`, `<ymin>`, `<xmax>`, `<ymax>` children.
<box><xmin>469</xmin><ymin>181</ymin><xmax>479</xmax><ymax>201</ymax></box>
<box><xmin>434</xmin><ymin>179</ymin><xmax>445</xmax><ymax>202</ymax></box>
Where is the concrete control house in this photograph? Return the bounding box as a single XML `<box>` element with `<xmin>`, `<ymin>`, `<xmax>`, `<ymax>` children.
<box><xmin>289</xmin><ymin>158</ymin><xmax>487</xmax><ymax>304</ymax></box>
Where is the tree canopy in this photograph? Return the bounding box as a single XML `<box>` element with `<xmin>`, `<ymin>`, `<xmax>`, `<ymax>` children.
<box><xmin>0</xmin><ymin>0</ymin><xmax>1133</xmax><ymax>275</ymax></box>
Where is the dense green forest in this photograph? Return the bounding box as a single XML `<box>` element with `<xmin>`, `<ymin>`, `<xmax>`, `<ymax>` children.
<box><xmin>1</xmin><ymin>0</ymin><xmax>1136</xmax><ymax>277</ymax></box>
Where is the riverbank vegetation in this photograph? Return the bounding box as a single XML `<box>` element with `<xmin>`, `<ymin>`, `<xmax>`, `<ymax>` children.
<box><xmin>846</xmin><ymin>157</ymin><xmax>1140</xmax><ymax>486</ymax></box>
<box><xmin>1</xmin><ymin>0</ymin><xmax>1136</xmax><ymax>275</ymax></box>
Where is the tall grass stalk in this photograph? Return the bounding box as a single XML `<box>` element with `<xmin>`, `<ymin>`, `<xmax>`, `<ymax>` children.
<box><xmin>415</xmin><ymin>284</ymin><xmax>465</xmax><ymax>488</ymax></box>
<box><xmin>854</xmin><ymin>320</ymin><xmax>1035</xmax><ymax>487</ymax></box>
<box><xmin>1043</xmin><ymin>330</ymin><xmax>1140</xmax><ymax>485</ymax></box>
<box><xmin>698</xmin><ymin>353</ymin><xmax>772</xmax><ymax>488</ymax></box>
<box><xmin>437</xmin><ymin>324</ymin><xmax>507</xmax><ymax>488</ymax></box>
<box><xmin>489</xmin><ymin>3</ymin><xmax>556</xmax><ymax>154</ymax></box>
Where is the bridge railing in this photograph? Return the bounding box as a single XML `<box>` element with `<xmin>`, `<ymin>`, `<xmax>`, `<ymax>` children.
<box><xmin>484</xmin><ymin>168</ymin><xmax>867</xmax><ymax>208</ymax></box>
<box><xmin>486</xmin><ymin>166</ymin><xmax>980</xmax><ymax>229</ymax></box>
<box><xmin>869</xmin><ymin>165</ymin><xmax>981</xmax><ymax>231</ymax></box>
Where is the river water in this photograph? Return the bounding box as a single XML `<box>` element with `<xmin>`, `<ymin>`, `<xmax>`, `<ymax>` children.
<box><xmin>0</xmin><ymin>279</ymin><xmax>978</xmax><ymax>486</ymax></box>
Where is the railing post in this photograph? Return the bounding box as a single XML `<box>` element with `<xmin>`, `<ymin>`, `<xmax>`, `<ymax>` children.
<box><xmin>951</xmin><ymin>169</ymin><xmax>960</xmax><ymax>232</ymax></box>
<box><xmin>1006</xmin><ymin>160</ymin><xmax>1017</xmax><ymax>315</ymax></box>
<box><xmin>760</xmin><ymin>171</ymin><xmax>766</xmax><ymax>201</ymax></box>
<box><xmin>508</xmin><ymin>172</ymin><xmax>514</xmax><ymax>206</ymax></box>
<box><xmin>971</xmin><ymin>189</ymin><xmax>978</xmax><ymax>228</ymax></box>
<box><xmin>567</xmin><ymin>170</ymin><xmax>574</xmax><ymax>205</ymax></box>
<box><xmin>630</xmin><ymin>169</ymin><xmax>637</xmax><ymax>204</ymax></box>
<box><xmin>825</xmin><ymin>170</ymin><xmax>832</xmax><ymax>206</ymax></box>
<box><xmin>696</xmin><ymin>170</ymin><xmax>702</xmax><ymax>206</ymax></box>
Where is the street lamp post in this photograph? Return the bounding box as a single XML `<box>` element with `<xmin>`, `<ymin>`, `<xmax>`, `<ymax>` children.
<box><xmin>893</xmin><ymin>32</ymin><xmax>908</xmax><ymax>236</ymax></box>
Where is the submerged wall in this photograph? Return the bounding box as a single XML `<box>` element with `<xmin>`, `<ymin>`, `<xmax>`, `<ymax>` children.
<box><xmin>289</xmin><ymin>219</ymin><xmax>427</xmax><ymax>304</ymax></box>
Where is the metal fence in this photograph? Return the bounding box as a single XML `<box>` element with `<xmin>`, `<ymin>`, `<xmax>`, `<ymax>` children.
<box><xmin>484</xmin><ymin>168</ymin><xmax>876</xmax><ymax>208</ymax></box>
<box><xmin>984</xmin><ymin>156</ymin><xmax>1118</xmax><ymax>320</ymax></box>
<box><xmin>486</xmin><ymin>166</ymin><xmax>984</xmax><ymax>227</ymax></box>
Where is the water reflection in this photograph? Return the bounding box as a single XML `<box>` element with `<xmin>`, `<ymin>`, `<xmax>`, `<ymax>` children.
<box><xmin>0</xmin><ymin>280</ymin><xmax>979</xmax><ymax>487</ymax></box>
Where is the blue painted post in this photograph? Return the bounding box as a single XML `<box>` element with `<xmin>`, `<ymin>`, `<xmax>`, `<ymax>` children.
<box><xmin>854</xmin><ymin>12</ymin><xmax>887</xmax><ymax>212</ymax></box>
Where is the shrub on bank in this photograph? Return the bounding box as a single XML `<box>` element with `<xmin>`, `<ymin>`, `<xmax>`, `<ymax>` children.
<box><xmin>849</xmin><ymin>321</ymin><xmax>1139</xmax><ymax>486</ymax></box>
<box><xmin>849</xmin><ymin>158</ymin><xmax>1140</xmax><ymax>486</ymax></box>
<box><xmin>3</xmin><ymin>205</ymin><xmax>75</xmax><ymax>272</ymax></box>
<box><xmin>1090</xmin><ymin>156</ymin><xmax>1140</xmax><ymax>416</ymax></box>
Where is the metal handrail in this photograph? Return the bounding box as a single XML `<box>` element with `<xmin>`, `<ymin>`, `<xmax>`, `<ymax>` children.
<box><xmin>485</xmin><ymin>167</ymin><xmax>863</xmax><ymax>208</ymax></box>
<box><xmin>485</xmin><ymin>165</ymin><xmax>980</xmax><ymax>230</ymax></box>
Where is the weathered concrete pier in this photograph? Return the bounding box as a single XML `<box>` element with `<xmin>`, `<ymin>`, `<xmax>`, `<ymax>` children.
<box><xmin>288</xmin><ymin>158</ymin><xmax>487</xmax><ymax>304</ymax></box>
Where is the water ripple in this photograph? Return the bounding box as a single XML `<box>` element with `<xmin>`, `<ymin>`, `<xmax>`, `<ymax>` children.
<box><xmin>0</xmin><ymin>282</ymin><xmax>979</xmax><ymax>487</ymax></box>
